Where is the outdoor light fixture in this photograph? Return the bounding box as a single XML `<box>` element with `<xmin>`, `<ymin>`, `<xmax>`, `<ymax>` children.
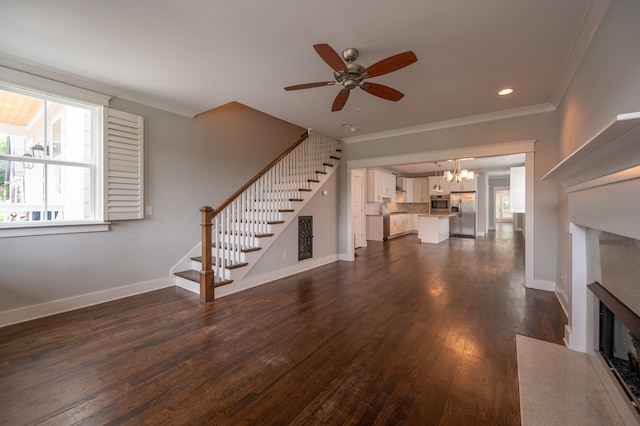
<box><xmin>31</xmin><ymin>144</ymin><xmax>45</xmax><ymax>158</ymax></box>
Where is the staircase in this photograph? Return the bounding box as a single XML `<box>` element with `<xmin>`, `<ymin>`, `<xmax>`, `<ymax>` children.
<box><xmin>172</xmin><ymin>130</ymin><xmax>341</xmax><ymax>301</ymax></box>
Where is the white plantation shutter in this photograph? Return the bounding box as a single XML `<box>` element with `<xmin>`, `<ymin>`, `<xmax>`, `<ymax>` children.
<box><xmin>104</xmin><ymin>108</ymin><xmax>144</xmax><ymax>220</ymax></box>
<box><xmin>510</xmin><ymin>166</ymin><xmax>525</xmax><ymax>213</ymax></box>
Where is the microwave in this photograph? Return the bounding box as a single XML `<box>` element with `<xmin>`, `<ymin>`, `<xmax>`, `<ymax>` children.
<box><xmin>430</xmin><ymin>195</ymin><xmax>450</xmax><ymax>214</ymax></box>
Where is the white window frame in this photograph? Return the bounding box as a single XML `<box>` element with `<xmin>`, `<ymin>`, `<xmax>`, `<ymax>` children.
<box><xmin>0</xmin><ymin>66</ymin><xmax>125</xmax><ymax>238</ymax></box>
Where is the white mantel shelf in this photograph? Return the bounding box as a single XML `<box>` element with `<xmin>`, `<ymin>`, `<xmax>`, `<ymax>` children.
<box><xmin>543</xmin><ymin>112</ymin><xmax>640</xmax><ymax>192</ymax></box>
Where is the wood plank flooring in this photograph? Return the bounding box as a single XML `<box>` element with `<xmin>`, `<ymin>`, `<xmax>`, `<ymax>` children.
<box><xmin>0</xmin><ymin>224</ymin><xmax>566</xmax><ymax>425</ymax></box>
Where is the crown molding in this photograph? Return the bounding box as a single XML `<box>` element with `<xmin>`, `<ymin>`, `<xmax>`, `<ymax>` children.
<box><xmin>550</xmin><ymin>0</ymin><xmax>612</xmax><ymax>107</ymax></box>
<box><xmin>341</xmin><ymin>103</ymin><xmax>555</xmax><ymax>144</ymax></box>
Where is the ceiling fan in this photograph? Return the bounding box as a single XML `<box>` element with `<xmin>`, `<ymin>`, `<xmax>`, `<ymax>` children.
<box><xmin>284</xmin><ymin>44</ymin><xmax>417</xmax><ymax>112</ymax></box>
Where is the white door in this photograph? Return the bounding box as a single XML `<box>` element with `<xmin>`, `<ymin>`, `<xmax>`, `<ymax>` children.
<box><xmin>495</xmin><ymin>189</ymin><xmax>513</xmax><ymax>222</ymax></box>
<box><xmin>352</xmin><ymin>174</ymin><xmax>365</xmax><ymax>248</ymax></box>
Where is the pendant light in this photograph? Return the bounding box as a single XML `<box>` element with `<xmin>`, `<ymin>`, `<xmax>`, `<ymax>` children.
<box><xmin>432</xmin><ymin>163</ymin><xmax>443</xmax><ymax>193</ymax></box>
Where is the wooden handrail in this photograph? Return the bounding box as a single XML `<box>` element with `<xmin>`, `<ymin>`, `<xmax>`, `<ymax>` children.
<box><xmin>212</xmin><ymin>130</ymin><xmax>309</xmax><ymax>215</ymax></box>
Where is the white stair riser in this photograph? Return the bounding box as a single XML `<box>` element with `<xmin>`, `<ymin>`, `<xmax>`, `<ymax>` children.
<box><xmin>251</xmin><ymin>201</ymin><xmax>296</xmax><ymax>210</ymax></box>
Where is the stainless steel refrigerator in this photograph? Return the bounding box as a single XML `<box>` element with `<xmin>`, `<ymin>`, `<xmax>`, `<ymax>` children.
<box><xmin>450</xmin><ymin>192</ymin><xmax>476</xmax><ymax>237</ymax></box>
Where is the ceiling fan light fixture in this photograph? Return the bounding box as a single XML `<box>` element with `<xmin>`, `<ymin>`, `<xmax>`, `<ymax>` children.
<box><xmin>285</xmin><ymin>44</ymin><xmax>417</xmax><ymax>111</ymax></box>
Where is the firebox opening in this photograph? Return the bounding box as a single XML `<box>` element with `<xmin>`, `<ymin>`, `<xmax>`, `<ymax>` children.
<box><xmin>599</xmin><ymin>301</ymin><xmax>640</xmax><ymax>412</ymax></box>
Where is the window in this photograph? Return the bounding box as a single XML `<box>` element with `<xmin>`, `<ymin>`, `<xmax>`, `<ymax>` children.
<box><xmin>0</xmin><ymin>67</ymin><xmax>143</xmax><ymax>236</ymax></box>
<box><xmin>0</xmin><ymin>85</ymin><xmax>100</xmax><ymax>225</ymax></box>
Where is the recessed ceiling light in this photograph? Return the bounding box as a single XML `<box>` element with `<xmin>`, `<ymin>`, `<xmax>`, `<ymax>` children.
<box><xmin>498</xmin><ymin>88</ymin><xmax>514</xmax><ymax>96</ymax></box>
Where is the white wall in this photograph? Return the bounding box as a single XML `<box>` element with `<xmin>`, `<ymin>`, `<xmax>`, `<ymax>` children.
<box><xmin>555</xmin><ymin>0</ymin><xmax>640</xmax><ymax>314</ymax></box>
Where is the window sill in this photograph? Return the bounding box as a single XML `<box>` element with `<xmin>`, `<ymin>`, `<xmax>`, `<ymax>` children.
<box><xmin>0</xmin><ymin>221</ymin><xmax>110</xmax><ymax>238</ymax></box>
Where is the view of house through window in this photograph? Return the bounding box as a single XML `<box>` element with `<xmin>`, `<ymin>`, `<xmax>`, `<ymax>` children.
<box><xmin>0</xmin><ymin>86</ymin><xmax>100</xmax><ymax>224</ymax></box>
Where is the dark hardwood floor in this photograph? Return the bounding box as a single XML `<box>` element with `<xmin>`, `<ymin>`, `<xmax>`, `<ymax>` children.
<box><xmin>0</xmin><ymin>223</ymin><xmax>566</xmax><ymax>425</ymax></box>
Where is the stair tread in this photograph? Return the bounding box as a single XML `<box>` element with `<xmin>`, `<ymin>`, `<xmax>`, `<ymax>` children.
<box><xmin>307</xmin><ymin>179</ymin><xmax>320</xmax><ymax>183</ymax></box>
<box><xmin>175</xmin><ymin>270</ymin><xmax>233</xmax><ymax>287</ymax></box>
<box><xmin>330</xmin><ymin>155</ymin><xmax>340</xmax><ymax>160</ymax></box>
<box><xmin>222</xmin><ymin>231</ymin><xmax>275</xmax><ymax>238</ymax></box>
<box><xmin>323</xmin><ymin>163</ymin><xmax>335</xmax><ymax>167</ymax></box>
<box><xmin>190</xmin><ymin>256</ymin><xmax>249</xmax><ymax>269</ymax></box>
<box><xmin>316</xmin><ymin>171</ymin><xmax>328</xmax><ymax>175</ymax></box>
<box><xmin>212</xmin><ymin>243</ymin><xmax>262</xmax><ymax>253</ymax></box>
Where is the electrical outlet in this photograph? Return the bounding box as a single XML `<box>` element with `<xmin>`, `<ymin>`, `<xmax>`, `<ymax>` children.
<box><xmin>282</xmin><ymin>251</ymin><xmax>287</xmax><ymax>260</ymax></box>
<box><xmin>145</xmin><ymin>206</ymin><xmax>153</xmax><ymax>216</ymax></box>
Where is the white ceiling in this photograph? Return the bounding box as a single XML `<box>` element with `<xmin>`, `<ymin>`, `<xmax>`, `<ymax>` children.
<box><xmin>1</xmin><ymin>0</ymin><xmax>602</xmax><ymax>144</ymax></box>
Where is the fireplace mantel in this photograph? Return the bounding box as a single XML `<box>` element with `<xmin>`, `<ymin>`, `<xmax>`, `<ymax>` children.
<box><xmin>543</xmin><ymin>112</ymin><xmax>640</xmax><ymax>191</ymax></box>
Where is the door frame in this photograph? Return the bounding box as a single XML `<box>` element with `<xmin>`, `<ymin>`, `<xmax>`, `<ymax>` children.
<box><xmin>344</xmin><ymin>140</ymin><xmax>542</xmax><ymax>290</ymax></box>
<box><xmin>351</xmin><ymin>169</ymin><xmax>366</xmax><ymax>249</ymax></box>
<box><xmin>494</xmin><ymin>186</ymin><xmax>513</xmax><ymax>223</ymax></box>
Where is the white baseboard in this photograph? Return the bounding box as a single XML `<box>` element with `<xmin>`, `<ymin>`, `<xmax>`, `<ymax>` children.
<box><xmin>215</xmin><ymin>254</ymin><xmax>340</xmax><ymax>298</ymax></box>
<box><xmin>554</xmin><ymin>287</ymin><xmax>569</xmax><ymax>319</ymax></box>
<box><xmin>0</xmin><ymin>277</ymin><xmax>174</xmax><ymax>328</ymax></box>
<box><xmin>526</xmin><ymin>278</ymin><xmax>556</xmax><ymax>292</ymax></box>
<box><xmin>339</xmin><ymin>252</ymin><xmax>353</xmax><ymax>261</ymax></box>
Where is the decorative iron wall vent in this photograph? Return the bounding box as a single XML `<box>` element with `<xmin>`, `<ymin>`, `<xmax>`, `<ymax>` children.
<box><xmin>298</xmin><ymin>216</ymin><xmax>313</xmax><ymax>261</ymax></box>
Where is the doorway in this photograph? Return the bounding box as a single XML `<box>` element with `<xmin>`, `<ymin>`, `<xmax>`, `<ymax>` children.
<box><xmin>351</xmin><ymin>169</ymin><xmax>365</xmax><ymax>249</ymax></box>
<box><xmin>495</xmin><ymin>189</ymin><xmax>513</xmax><ymax>222</ymax></box>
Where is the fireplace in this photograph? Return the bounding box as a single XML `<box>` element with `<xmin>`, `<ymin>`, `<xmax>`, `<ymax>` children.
<box><xmin>543</xmin><ymin>111</ymin><xmax>640</xmax><ymax>423</ymax></box>
<box><xmin>591</xmin><ymin>281</ymin><xmax>640</xmax><ymax>413</ymax></box>
<box><xmin>582</xmin><ymin>229</ymin><xmax>640</xmax><ymax>421</ymax></box>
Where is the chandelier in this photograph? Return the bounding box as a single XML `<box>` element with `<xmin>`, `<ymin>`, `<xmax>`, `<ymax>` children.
<box><xmin>444</xmin><ymin>159</ymin><xmax>475</xmax><ymax>183</ymax></box>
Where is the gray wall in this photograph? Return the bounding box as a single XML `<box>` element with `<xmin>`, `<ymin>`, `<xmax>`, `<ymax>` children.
<box><xmin>339</xmin><ymin>111</ymin><xmax>559</xmax><ymax>284</ymax></box>
<box><xmin>556</xmin><ymin>0</ymin><xmax>640</xmax><ymax>310</ymax></box>
<box><xmin>248</xmin><ymin>171</ymin><xmax>339</xmax><ymax>276</ymax></box>
<box><xmin>0</xmin><ymin>98</ymin><xmax>313</xmax><ymax>314</ymax></box>
<box><xmin>1</xmin><ymin>98</ymin><xmax>195</xmax><ymax>311</ymax></box>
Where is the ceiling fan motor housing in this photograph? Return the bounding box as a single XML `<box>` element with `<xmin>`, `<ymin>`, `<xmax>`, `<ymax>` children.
<box><xmin>334</xmin><ymin>63</ymin><xmax>365</xmax><ymax>89</ymax></box>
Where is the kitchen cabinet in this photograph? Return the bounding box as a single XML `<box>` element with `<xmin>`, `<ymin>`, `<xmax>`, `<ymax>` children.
<box><xmin>367</xmin><ymin>170</ymin><xmax>395</xmax><ymax>202</ymax></box>
<box><xmin>418</xmin><ymin>215</ymin><xmax>450</xmax><ymax>244</ymax></box>
<box><xmin>449</xmin><ymin>178</ymin><xmax>477</xmax><ymax>192</ymax></box>
<box><xmin>390</xmin><ymin>214</ymin><xmax>413</xmax><ymax>236</ymax></box>
<box><xmin>412</xmin><ymin>178</ymin><xmax>430</xmax><ymax>203</ymax></box>
<box><xmin>366</xmin><ymin>215</ymin><xmax>385</xmax><ymax>241</ymax></box>
<box><xmin>396</xmin><ymin>177</ymin><xmax>414</xmax><ymax>203</ymax></box>
<box><xmin>428</xmin><ymin>176</ymin><xmax>450</xmax><ymax>196</ymax></box>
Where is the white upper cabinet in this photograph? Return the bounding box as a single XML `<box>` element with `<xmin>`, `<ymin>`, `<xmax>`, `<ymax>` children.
<box><xmin>396</xmin><ymin>177</ymin><xmax>414</xmax><ymax>202</ymax></box>
<box><xmin>449</xmin><ymin>178</ymin><xmax>477</xmax><ymax>192</ymax></box>
<box><xmin>412</xmin><ymin>177</ymin><xmax>430</xmax><ymax>202</ymax></box>
<box><xmin>366</xmin><ymin>170</ymin><xmax>396</xmax><ymax>202</ymax></box>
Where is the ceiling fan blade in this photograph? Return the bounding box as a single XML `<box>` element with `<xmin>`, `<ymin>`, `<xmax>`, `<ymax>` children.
<box><xmin>362</xmin><ymin>51</ymin><xmax>417</xmax><ymax>78</ymax></box>
<box><xmin>313</xmin><ymin>44</ymin><xmax>347</xmax><ymax>73</ymax></box>
<box><xmin>284</xmin><ymin>81</ymin><xmax>335</xmax><ymax>91</ymax></box>
<box><xmin>332</xmin><ymin>89</ymin><xmax>350</xmax><ymax>112</ymax></box>
<box><xmin>361</xmin><ymin>82</ymin><xmax>404</xmax><ymax>101</ymax></box>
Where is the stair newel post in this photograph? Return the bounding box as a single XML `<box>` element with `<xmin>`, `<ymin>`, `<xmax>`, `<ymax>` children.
<box><xmin>199</xmin><ymin>206</ymin><xmax>215</xmax><ymax>303</ymax></box>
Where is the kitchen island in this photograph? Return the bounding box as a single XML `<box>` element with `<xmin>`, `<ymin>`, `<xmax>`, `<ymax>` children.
<box><xmin>418</xmin><ymin>214</ymin><xmax>454</xmax><ymax>244</ymax></box>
